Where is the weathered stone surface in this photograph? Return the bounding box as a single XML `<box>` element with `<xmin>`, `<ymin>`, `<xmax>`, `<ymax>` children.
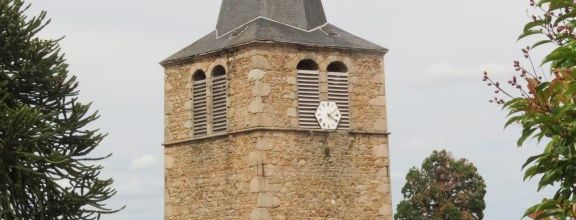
<box><xmin>165</xmin><ymin>82</ymin><xmax>173</xmax><ymax>92</ymax></box>
<box><xmin>163</xmin><ymin>45</ymin><xmax>391</xmax><ymax>220</ymax></box>
<box><xmin>251</xmin><ymin>55</ymin><xmax>271</xmax><ymax>69</ymax></box>
<box><xmin>252</xmin><ymin>113</ymin><xmax>274</xmax><ymax>127</ymax></box>
<box><xmin>286</xmin><ymin>76</ymin><xmax>296</xmax><ymax>85</ymax></box>
<box><xmin>377</xmin><ymin>167</ymin><xmax>389</xmax><ymax>179</ymax></box>
<box><xmin>246</xmin><ymin>151</ymin><xmax>268</xmax><ymax>166</ymax></box>
<box><xmin>249</xmin><ymin>97</ymin><xmax>265</xmax><ymax>113</ymax></box>
<box><xmin>183</xmin><ymin>120</ymin><xmax>193</xmax><ymax>129</ymax></box>
<box><xmin>369</xmin><ymin>96</ymin><xmax>386</xmax><ymax>107</ymax></box>
<box><xmin>286</xmin><ymin>108</ymin><xmax>297</xmax><ymax>118</ymax></box>
<box><xmin>373</xmin><ymin>73</ymin><xmax>385</xmax><ymax>83</ymax></box>
<box><xmin>250</xmin><ymin>177</ymin><xmax>268</xmax><ymax>193</ymax></box>
<box><xmin>371</xmin><ymin>118</ymin><xmax>388</xmax><ymax>131</ymax></box>
<box><xmin>379</xmin><ymin>204</ymin><xmax>393</xmax><ymax>216</ymax></box>
<box><xmin>256</xmin><ymin>137</ymin><xmax>274</xmax><ymax>151</ymax></box>
<box><xmin>377</xmin><ymin>184</ymin><xmax>391</xmax><ymax>193</ymax></box>
<box><xmin>164</xmin><ymin>101</ymin><xmax>173</xmax><ymax>115</ymax></box>
<box><xmin>183</xmin><ymin>100</ymin><xmax>192</xmax><ymax>111</ymax></box>
<box><xmin>253</xmin><ymin>81</ymin><xmax>272</xmax><ymax>97</ymax></box>
<box><xmin>373</xmin><ymin>144</ymin><xmax>389</xmax><ymax>158</ymax></box>
<box><xmin>249</xmin><ymin>69</ymin><xmax>267</xmax><ymax>81</ymax></box>
<box><xmin>165</xmin><ymin>155</ymin><xmax>175</xmax><ymax>169</ymax></box>
<box><xmin>250</xmin><ymin>208</ymin><xmax>272</xmax><ymax>220</ymax></box>
<box><xmin>257</xmin><ymin>193</ymin><xmax>274</xmax><ymax>208</ymax></box>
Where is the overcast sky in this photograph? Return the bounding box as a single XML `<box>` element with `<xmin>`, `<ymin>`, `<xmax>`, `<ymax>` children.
<box><xmin>28</xmin><ymin>0</ymin><xmax>551</xmax><ymax>219</ymax></box>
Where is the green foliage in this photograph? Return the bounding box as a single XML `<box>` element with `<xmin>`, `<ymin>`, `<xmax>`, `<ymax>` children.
<box><xmin>394</xmin><ymin>150</ymin><xmax>486</xmax><ymax>220</ymax></box>
<box><xmin>0</xmin><ymin>0</ymin><xmax>120</xmax><ymax>219</ymax></box>
<box><xmin>485</xmin><ymin>0</ymin><xmax>576</xmax><ymax>218</ymax></box>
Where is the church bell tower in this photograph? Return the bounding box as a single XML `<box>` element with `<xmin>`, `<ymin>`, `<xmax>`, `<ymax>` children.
<box><xmin>161</xmin><ymin>0</ymin><xmax>391</xmax><ymax>219</ymax></box>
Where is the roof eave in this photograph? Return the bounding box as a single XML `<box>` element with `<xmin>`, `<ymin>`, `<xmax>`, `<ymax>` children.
<box><xmin>160</xmin><ymin>41</ymin><xmax>388</xmax><ymax>67</ymax></box>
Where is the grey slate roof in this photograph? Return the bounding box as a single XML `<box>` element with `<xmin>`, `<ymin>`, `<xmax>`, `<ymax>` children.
<box><xmin>161</xmin><ymin>0</ymin><xmax>387</xmax><ymax>65</ymax></box>
<box><xmin>216</xmin><ymin>0</ymin><xmax>327</xmax><ymax>37</ymax></box>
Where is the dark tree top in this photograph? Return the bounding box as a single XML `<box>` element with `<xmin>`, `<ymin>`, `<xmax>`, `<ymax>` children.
<box><xmin>161</xmin><ymin>0</ymin><xmax>387</xmax><ymax>66</ymax></box>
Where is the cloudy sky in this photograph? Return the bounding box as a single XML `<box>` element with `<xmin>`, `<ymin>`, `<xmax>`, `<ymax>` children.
<box><xmin>29</xmin><ymin>0</ymin><xmax>552</xmax><ymax>219</ymax></box>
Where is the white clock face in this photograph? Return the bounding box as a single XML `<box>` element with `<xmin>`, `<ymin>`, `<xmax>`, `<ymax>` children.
<box><xmin>315</xmin><ymin>101</ymin><xmax>341</xmax><ymax>130</ymax></box>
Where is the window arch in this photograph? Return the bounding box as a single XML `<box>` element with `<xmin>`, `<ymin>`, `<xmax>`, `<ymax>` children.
<box><xmin>211</xmin><ymin>65</ymin><xmax>228</xmax><ymax>134</ymax></box>
<box><xmin>296</xmin><ymin>59</ymin><xmax>321</xmax><ymax>129</ymax></box>
<box><xmin>297</xmin><ymin>59</ymin><xmax>319</xmax><ymax>71</ymax></box>
<box><xmin>327</xmin><ymin>62</ymin><xmax>350</xmax><ymax>129</ymax></box>
<box><xmin>327</xmin><ymin>61</ymin><xmax>348</xmax><ymax>72</ymax></box>
<box><xmin>192</xmin><ymin>70</ymin><xmax>208</xmax><ymax>136</ymax></box>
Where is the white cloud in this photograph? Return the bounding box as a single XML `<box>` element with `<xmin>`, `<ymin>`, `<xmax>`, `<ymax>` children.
<box><xmin>129</xmin><ymin>155</ymin><xmax>158</xmax><ymax>170</ymax></box>
<box><xmin>412</xmin><ymin>63</ymin><xmax>515</xmax><ymax>88</ymax></box>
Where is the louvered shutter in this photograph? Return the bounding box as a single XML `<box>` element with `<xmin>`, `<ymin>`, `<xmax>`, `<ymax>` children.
<box><xmin>297</xmin><ymin>70</ymin><xmax>321</xmax><ymax>129</ymax></box>
<box><xmin>211</xmin><ymin>74</ymin><xmax>228</xmax><ymax>134</ymax></box>
<box><xmin>328</xmin><ymin>72</ymin><xmax>350</xmax><ymax>129</ymax></box>
<box><xmin>192</xmin><ymin>80</ymin><xmax>208</xmax><ymax>136</ymax></box>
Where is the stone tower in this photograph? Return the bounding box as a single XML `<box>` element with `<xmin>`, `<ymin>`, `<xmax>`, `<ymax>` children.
<box><xmin>161</xmin><ymin>0</ymin><xmax>391</xmax><ymax>219</ymax></box>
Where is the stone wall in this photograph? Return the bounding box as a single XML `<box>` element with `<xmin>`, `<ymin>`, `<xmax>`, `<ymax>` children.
<box><xmin>163</xmin><ymin>44</ymin><xmax>392</xmax><ymax>219</ymax></box>
<box><xmin>165</xmin><ymin>130</ymin><xmax>391</xmax><ymax>219</ymax></box>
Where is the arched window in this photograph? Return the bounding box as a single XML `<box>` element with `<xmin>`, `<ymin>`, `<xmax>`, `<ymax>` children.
<box><xmin>211</xmin><ymin>65</ymin><xmax>227</xmax><ymax>134</ymax></box>
<box><xmin>327</xmin><ymin>62</ymin><xmax>350</xmax><ymax>129</ymax></box>
<box><xmin>192</xmin><ymin>70</ymin><xmax>208</xmax><ymax>136</ymax></box>
<box><xmin>296</xmin><ymin>59</ymin><xmax>321</xmax><ymax>129</ymax></box>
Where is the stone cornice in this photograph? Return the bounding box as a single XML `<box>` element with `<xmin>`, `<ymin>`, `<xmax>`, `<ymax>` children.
<box><xmin>163</xmin><ymin>127</ymin><xmax>390</xmax><ymax>147</ymax></box>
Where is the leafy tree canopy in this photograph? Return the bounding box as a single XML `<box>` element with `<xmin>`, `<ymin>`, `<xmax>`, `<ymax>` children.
<box><xmin>394</xmin><ymin>150</ymin><xmax>486</xmax><ymax>220</ymax></box>
<box><xmin>483</xmin><ymin>0</ymin><xmax>576</xmax><ymax>218</ymax></box>
<box><xmin>0</xmin><ymin>0</ymin><xmax>120</xmax><ymax>219</ymax></box>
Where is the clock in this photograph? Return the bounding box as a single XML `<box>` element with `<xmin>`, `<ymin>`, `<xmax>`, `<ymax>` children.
<box><xmin>315</xmin><ymin>101</ymin><xmax>341</xmax><ymax>130</ymax></box>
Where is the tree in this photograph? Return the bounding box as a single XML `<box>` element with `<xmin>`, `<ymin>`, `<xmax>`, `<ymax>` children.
<box><xmin>483</xmin><ymin>0</ymin><xmax>576</xmax><ymax>219</ymax></box>
<box><xmin>0</xmin><ymin>0</ymin><xmax>120</xmax><ymax>219</ymax></box>
<box><xmin>394</xmin><ymin>150</ymin><xmax>487</xmax><ymax>220</ymax></box>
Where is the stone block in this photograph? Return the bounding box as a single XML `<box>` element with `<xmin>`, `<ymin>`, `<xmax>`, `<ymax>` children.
<box><xmin>251</xmin><ymin>55</ymin><xmax>271</xmax><ymax>69</ymax></box>
<box><xmin>377</xmin><ymin>184</ymin><xmax>391</xmax><ymax>193</ymax></box>
<box><xmin>250</xmin><ymin>208</ymin><xmax>272</xmax><ymax>220</ymax></box>
<box><xmin>369</xmin><ymin>96</ymin><xmax>387</xmax><ymax>107</ymax></box>
<box><xmin>164</xmin><ymin>82</ymin><xmax>173</xmax><ymax>92</ymax></box>
<box><xmin>253</xmin><ymin>81</ymin><xmax>272</xmax><ymax>97</ymax></box>
<box><xmin>164</xmin><ymin>101</ymin><xmax>173</xmax><ymax>115</ymax></box>
<box><xmin>257</xmin><ymin>193</ymin><xmax>274</xmax><ymax>208</ymax></box>
<box><xmin>377</xmin><ymin>167</ymin><xmax>389</xmax><ymax>179</ymax></box>
<box><xmin>349</xmin><ymin>76</ymin><xmax>359</xmax><ymax>83</ymax></box>
<box><xmin>264</xmin><ymin>165</ymin><xmax>276</xmax><ymax>177</ymax></box>
<box><xmin>246</xmin><ymin>151</ymin><xmax>267</xmax><ymax>166</ymax></box>
<box><xmin>286</xmin><ymin>108</ymin><xmax>297</xmax><ymax>118</ymax></box>
<box><xmin>252</xmin><ymin>113</ymin><xmax>274</xmax><ymax>127</ymax></box>
<box><xmin>290</xmin><ymin>118</ymin><xmax>299</xmax><ymax>127</ymax></box>
<box><xmin>184</xmin><ymin>120</ymin><xmax>193</xmax><ymax>129</ymax></box>
<box><xmin>249</xmin><ymin>97</ymin><xmax>265</xmax><ymax>113</ymax></box>
<box><xmin>165</xmin><ymin>205</ymin><xmax>174</xmax><ymax>217</ymax></box>
<box><xmin>256</xmin><ymin>137</ymin><xmax>274</xmax><ymax>151</ymax></box>
<box><xmin>283</xmin><ymin>92</ymin><xmax>296</xmax><ymax>99</ymax></box>
<box><xmin>250</xmin><ymin>177</ymin><xmax>268</xmax><ymax>193</ymax></box>
<box><xmin>249</xmin><ymin>69</ymin><xmax>267</xmax><ymax>81</ymax></box>
<box><xmin>273</xmin><ymin>215</ymin><xmax>286</xmax><ymax>220</ymax></box>
<box><xmin>286</xmin><ymin>76</ymin><xmax>296</xmax><ymax>85</ymax></box>
<box><xmin>319</xmin><ymin>73</ymin><xmax>328</xmax><ymax>83</ymax></box>
<box><xmin>184</xmin><ymin>100</ymin><xmax>193</xmax><ymax>111</ymax></box>
<box><xmin>371</xmin><ymin>118</ymin><xmax>388</xmax><ymax>131</ymax></box>
<box><xmin>373</xmin><ymin>144</ymin><xmax>389</xmax><ymax>158</ymax></box>
<box><xmin>165</xmin><ymin>155</ymin><xmax>175</xmax><ymax>169</ymax></box>
<box><xmin>355</xmin><ymin>185</ymin><xmax>368</xmax><ymax>192</ymax></box>
<box><xmin>378</xmin><ymin>205</ymin><xmax>392</xmax><ymax>216</ymax></box>
<box><xmin>373</xmin><ymin>73</ymin><xmax>385</xmax><ymax>83</ymax></box>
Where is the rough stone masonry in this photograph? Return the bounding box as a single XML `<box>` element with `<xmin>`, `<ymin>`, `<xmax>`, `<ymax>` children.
<box><xmin>161</xmin><ymin>1</ymin><xmax>391</xmax><ymax>219</ymax></box>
